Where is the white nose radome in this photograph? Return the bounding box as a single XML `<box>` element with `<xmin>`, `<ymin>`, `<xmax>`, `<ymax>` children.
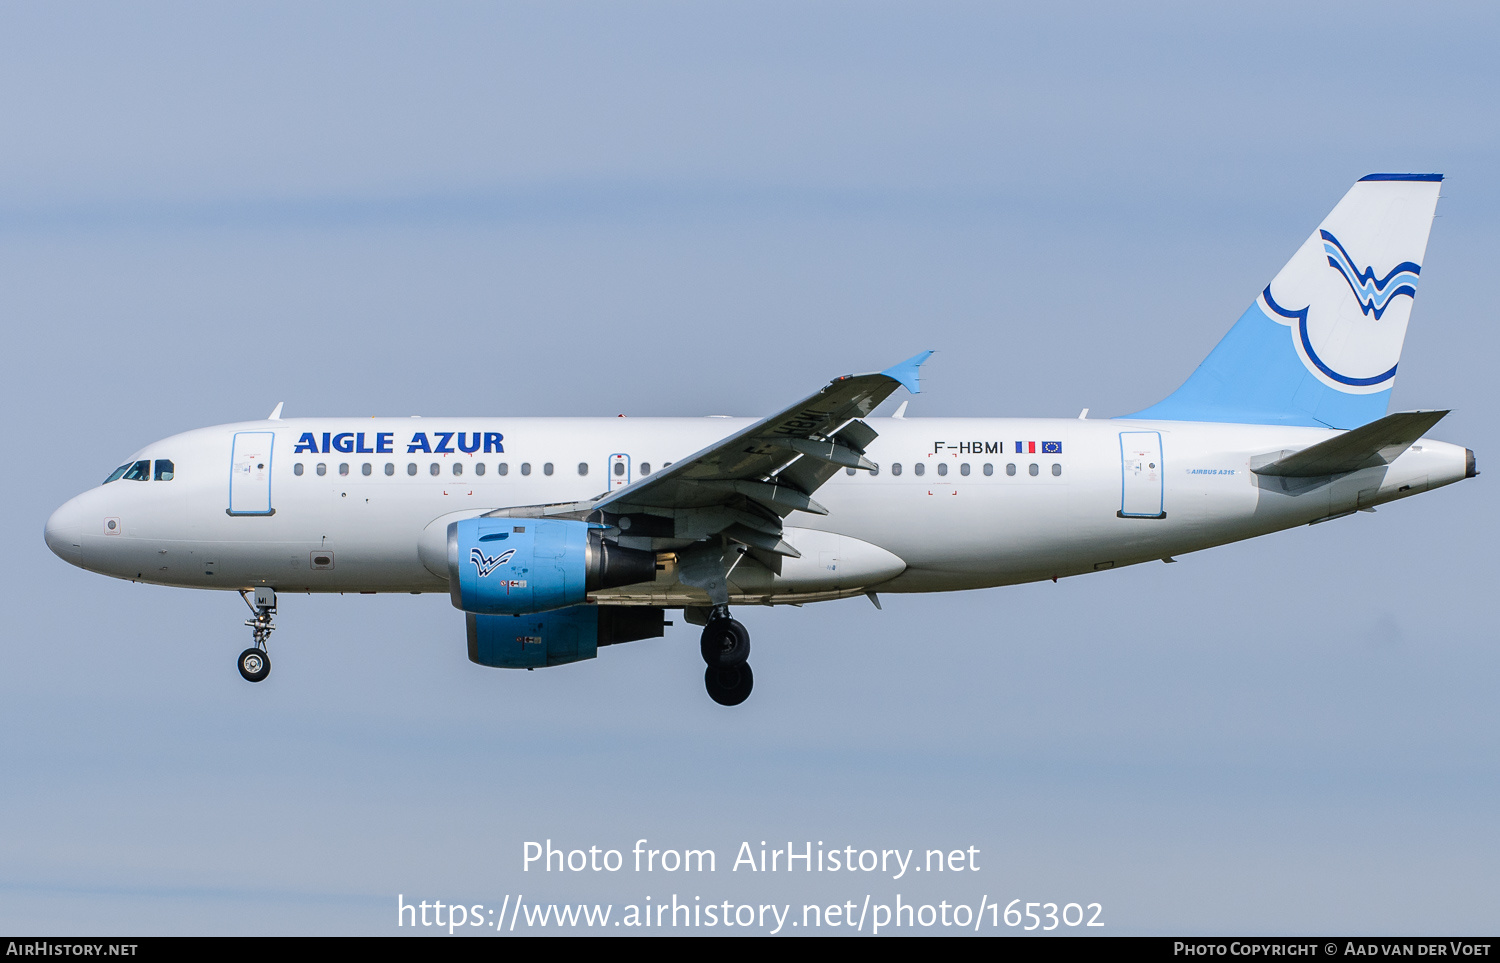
<box><xmin>44</xmin><ymin>498</ymin><xmax>84</xmax><ymax>566</ymax></box>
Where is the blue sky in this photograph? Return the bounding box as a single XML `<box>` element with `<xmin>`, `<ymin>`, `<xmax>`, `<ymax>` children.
<box><xmin>3</xmin><ymin>1</ymin><xmax>1498</xmax><ymax>934</ymax></box>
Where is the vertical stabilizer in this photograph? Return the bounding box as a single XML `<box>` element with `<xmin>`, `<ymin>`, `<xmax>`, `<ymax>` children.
<box><xmin>1126</xmin><ymin>174</ymin><xmax>1442</xmax><ymax>429</ymax></box>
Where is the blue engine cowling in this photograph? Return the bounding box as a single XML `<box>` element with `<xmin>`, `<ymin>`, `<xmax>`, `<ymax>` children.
<box><xmin>468</xmin><ymin>605</ymin><xmax>668</xmax><ymax>668</ymax></box>
<box><xmin>447</xmin><ymin>517</ymin><xmax>657</xmax><ymax>615</ymax></box>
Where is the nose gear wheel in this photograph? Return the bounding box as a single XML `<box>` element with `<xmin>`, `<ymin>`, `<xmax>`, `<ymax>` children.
<box><xmin>238</xmin><ymin>647</ymin><xmax>270</xmax><ymax>683</ymax></box>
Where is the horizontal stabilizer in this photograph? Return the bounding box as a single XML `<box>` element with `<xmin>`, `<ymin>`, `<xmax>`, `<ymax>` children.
<box><xmin>1251</xmin><ymin>409</ymin><xmax>1449</xmax><ymax>477</ymax></box>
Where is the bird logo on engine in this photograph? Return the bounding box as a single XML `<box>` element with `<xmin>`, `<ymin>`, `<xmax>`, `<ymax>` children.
<box><xmin>470</xmin><ymin>546</ymin><xmax>516</xmax><ymax>578</ymax></box>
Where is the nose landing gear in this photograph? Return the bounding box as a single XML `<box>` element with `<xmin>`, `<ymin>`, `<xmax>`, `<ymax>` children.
<box><xmin>699</xmin><ymin>606</ymin><xmax>753</xmax><ymax>706</ymax></box>
<box><xmin>237</xmin><ymin>587</ymin><xmax>276</xmax><ymax>683</ymax></box>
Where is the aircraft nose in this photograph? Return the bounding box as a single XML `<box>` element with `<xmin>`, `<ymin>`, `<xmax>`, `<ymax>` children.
<box><xmin>45</xmin><ymin>498</ymin><xmax>84</xmax><ymax>566</ymax></box>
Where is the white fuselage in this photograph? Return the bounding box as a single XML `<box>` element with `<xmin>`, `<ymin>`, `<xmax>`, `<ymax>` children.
<box><xmin>45</xmin><ymin>416</ymin><xmax>1471</xmax><ymax>606</ymax></box>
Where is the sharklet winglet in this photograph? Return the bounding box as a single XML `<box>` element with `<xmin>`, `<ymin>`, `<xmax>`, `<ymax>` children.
<box><xmin>881</xmin><ymin>350</ymin><xmax>935</xmax><ymax>394</ymax></box>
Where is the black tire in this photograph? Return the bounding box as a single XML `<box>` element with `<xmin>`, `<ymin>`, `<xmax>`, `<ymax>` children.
<box><xmin>238</xmin><ymin>647</ymin><xmax>270</xmax><ymax>683</ymax></box>
<box><xmin>699</xmin><ymin>618</ymin><xmax>750</xmax><ymax>668</ymax></box>
<box><xmin>704</xmin><ymin>663</ymin><xmax>753</xmax><ymax>707</ymax></box>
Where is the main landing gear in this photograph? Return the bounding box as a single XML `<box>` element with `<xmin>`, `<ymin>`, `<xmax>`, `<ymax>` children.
<box><xmin>237</xmin><ymin>587</ymin><xmax>276</xmax><ymax>683</ymax></box>
<box><xmin>700</xmin><ymin>607</ymin><xmax>753</xmax><ymax>707</ymax></box>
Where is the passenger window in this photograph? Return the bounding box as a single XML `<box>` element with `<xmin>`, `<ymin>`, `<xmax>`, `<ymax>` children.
<box><xmin>579</xmin><ymin>463</ymin><xmax>589</xmax><ymax>476</ymax></box>
<box><xmin>339</xmin><ymin>463</ymin><xmax>349</xmax><ymax>476</ymax></box>
<box><xmin>1029</xmin><ymin>463</ymin><xmax>1039</xmax><ymax>476</ymax></box>
<box><xmin>846</xmin><ymin>467</ymin><xmax>856</xmax><ymax>476</ymax></box>
<box><xmin>154</xmin><ymin>459</ymin><xmax>174</xmax><ymax>481</ymax></box>
<box><xmin>407</xmin><ymin>463</ymin><xmax>417</xmax><ymax>476</ymax></box>
<box><xmin>362</xmin><ymin>463</ymin><xmax>372</xmax><ymax>476</ymax></box>
<box><xmin>385</xmin><ymin>463</ymin><xmax>394</xmax><ymax>476</ymax></box>
<box><xmin>937</xmin><ymin>463</ymin><xmax>948</xmax><ymax>476</ymax></box>
<box><xmin>316</xmin><ymin>463</ymin><xmax>327</xmax><ymax>477</ymax></box>
<box><xmin>663</xmin><ymin>462</ymin><xmax>672</xmax><ymax>468</ymax></box>
<box><xmin>914</xmin><ymin>462</ymin><xmax>925</xmax><ymax>476</ymax></box>
<box><xmin>104</xmin><ymin>464</ymin><xmax>131</xmax><ymax>484</ymax></box>
<box><xmin>429</xmin><ymin>463</ymin><xmax>440</xmax><ymax>476</ymax></box>
<box><xmin>891</xmin><ymin>463</ymin><xmax>902</xmax><ymax>476</ymax></box>
<box><xmin>1052</xmin><ymin>463</ymin><xmax>1062</xmax><ymax>476</ymax></box>
<box><xmin>869</xmin><ymin>464</ymin><xmax>879</xmax><ymax>476</ymax></box>
<box><xmin>960</xmin><ymin>463</ymin><xmax>970</xmax><ymax>476</ymax></box>
<box><xmin>498</xmin><ymin>462</ymin><xmax>509</xmax><ymax>476</ymax></box>
<box><xmin>521</xmin><ymin>463</ymin><xmax>531</xmax><ymax>476</ymax></box>
<box><xmin>983</xmin><ymin>463</ymin><xmax>993</xmax><ymax>476</ymax></box>
<box><xmin>294</xmin><ymin>463</ymin><xmax>304</xmax><ymax>477</ymax></box>
<box><xmin>1006</xmin><ymin>463</ymin><xmax>1016</xmax><ymax>476</ymax></box>
<box><xmin>641</xmin><ymin>462</ymin><xmax>651</xmax><ymax>475</ymax></box>
<box><xmin>453</xmin><ymin>462</ymin><xmax>463</xmax><ymax>476</ymax></box>
<box><xmin>475</xmin><ymin>462</ymin><xmax>486</xmax><ymax>476</ymax></box>
<box><xmin>123</xmin><ymin>460</ymin><xmax>151</xmax><ymax>481</ymax></box>
<box><xmin>613</xmin><ymin>462</ymin><xmax>625</xmax><ymax>476</ymax></box>
<box><xmin>544</xmin><ymin>463</ymin><xmax>554</xmax><ymax>476</ymax></box>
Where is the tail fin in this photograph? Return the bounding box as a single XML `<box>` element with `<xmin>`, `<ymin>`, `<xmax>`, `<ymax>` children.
<box><xmin>1126</xmin><ymin>174</ymin><xmax>1442</xmax><ymax>429</ymax></box>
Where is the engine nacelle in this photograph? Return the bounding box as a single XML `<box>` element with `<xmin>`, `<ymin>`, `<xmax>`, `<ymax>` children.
<box><xmin>448</xmin><ymin>517</ymin><xmax>657</xmax><ymax>615</ymax></box>
<box><xmin>468</xmin><ymin>605</ymin><xmax>668</xmax><ymax>669</ymax></box>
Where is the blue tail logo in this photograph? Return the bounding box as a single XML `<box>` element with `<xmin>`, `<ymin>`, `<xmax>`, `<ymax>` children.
<box><xmin>1321</xmin><ymin>231</ymin><xmax>1421</xmax><ymax>320</ymax></box>
<box><xmin>1121</xmin><ymin>174</ymin><xmax>1442</xmax><ymax>429</ymax></box>
<box><xmin>470</xmin><ymin>547</ymin><xmax>516</xmax><ymax>577</ymax></box>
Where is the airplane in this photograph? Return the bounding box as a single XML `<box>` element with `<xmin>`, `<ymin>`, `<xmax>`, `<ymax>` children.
<box><xmin>44</xmin><ymin>173</ymin><xmax>1476</xmax><ymax>706</ymax></box>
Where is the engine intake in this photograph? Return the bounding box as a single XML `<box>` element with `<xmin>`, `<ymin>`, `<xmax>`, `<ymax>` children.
<box><xmin>448</xmin><ymin>517</ymin><xmax>657</xmax><ymax>615</ymax></box>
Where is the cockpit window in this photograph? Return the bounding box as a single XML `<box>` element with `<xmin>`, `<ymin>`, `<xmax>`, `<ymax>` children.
<box><xmin>122</xmin><ymin>460</ymin><xmax>152</xmax><ymax>481</ymax></box>
<box><xmin>154</xmin><ymin>459</ymin><xmax>175</xmax><ymax>481</ymax></box>
<box><xmin>104</xmin><ymin>464</ymin><xmax>131</xmax><ymax>484</ymax></box>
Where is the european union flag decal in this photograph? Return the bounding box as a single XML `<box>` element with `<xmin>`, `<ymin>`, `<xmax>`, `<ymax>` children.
<box><xmin>1041</xmin><ymin>441</ymin><xmax>1062</xmax><ymax>454</ymax></box>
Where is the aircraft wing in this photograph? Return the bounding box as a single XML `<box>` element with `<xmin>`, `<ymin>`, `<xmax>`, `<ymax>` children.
<box><xmin>484</xmin><ymin>351</ymin><xmax>932</xmax><ymax>561</ymax></box>
<box><xmin>592</xmin><ymin>351</ymin><xmax>932</xmax><ymax>551</ymax></box>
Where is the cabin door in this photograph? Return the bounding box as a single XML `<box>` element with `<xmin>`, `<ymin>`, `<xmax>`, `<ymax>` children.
<box><xmin>1118</xmin><ymin>431</ymin><xmax>1165</xmax><ymax>519</ymax></box>
<box><xmin>229</xmin><ymin>431</ymin><xmax>275</xmax><ymax>516</ymax></box>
